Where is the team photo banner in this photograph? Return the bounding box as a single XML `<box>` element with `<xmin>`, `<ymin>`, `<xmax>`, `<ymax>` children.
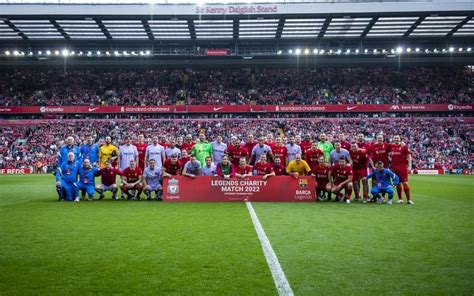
<box><xmin>163</xmin><ymin>176</ymin><xmax>316</xmax><ymax>202</ymax></box>
<box><xmin>0</xmin><ymin>104</ymin><xmax>472</xmax><ymax>114</ymax></box>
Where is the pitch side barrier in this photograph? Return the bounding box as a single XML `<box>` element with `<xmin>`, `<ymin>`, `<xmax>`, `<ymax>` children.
<box><xmin>0</xmin><ymin>117</ymin><xmax>473</xmax><ymax>125</ymax></box>
<box><xmin>163</xmin><ymin>176</ymin><xmax>316</xmax><ymax>202</ymax></box>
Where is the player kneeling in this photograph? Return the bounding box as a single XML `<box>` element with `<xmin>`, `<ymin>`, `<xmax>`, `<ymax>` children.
<box><xmin>311</xmin><ymin>155</ymin><xmax>331</xmax><ymax>201</ymax></box>
<box><xmin>95</xmin><ymin>160</ymin><xmax>122</xmax><ymax>200</ymax></box>
<box><xmin>327</xmin><ymin>157</ymin><xmax>353</xmax><ymax>204</ymax></box>
<box><xmin>367</xmin><ymin>161</ymin><xmax>400</xmax><ymax>205</ymax></box>
<box><xmin>55</xmin><ymin>152</ymin><xmax>79</xmax><ymax>202</ymax></box>
<box><xmin>74</xmin><ymin>159</ymin><xmax>99</xmax><ymax>201</ymax></box>
<box><xmin>143</xmin><ymin>159</ymin><xmax>163</xmax><ymax>201</ymax></box>
<box><xmin>121</xmin><ymin>160</ymin><xmax>144</xmax><ymax>200</ymax></box>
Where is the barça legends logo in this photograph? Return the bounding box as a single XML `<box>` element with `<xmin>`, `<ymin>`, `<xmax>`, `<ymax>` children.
<box><xmin>299</xmin><ymin>179</ymin><xmax>308</xmax><ymax>188</ymax></box>
<box><xmin>167</xmin><ymin>178</ymin><xmax>180</xmax><ymax>195</ymax></box>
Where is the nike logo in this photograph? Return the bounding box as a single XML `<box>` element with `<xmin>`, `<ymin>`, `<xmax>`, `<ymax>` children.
<box><xmin>213</xmin><ymin>107</ymin><xmax>224</xmax><ymax>111</ymax></box>
<box><xmin>88</xmin><ymin>107</ymin><xmax>100</xmax><ymax>112</ymax></box>
<box><xmin>346</xmin><ymin>106</ymin><xmax>357</xmax><ymax>110</ymax></box>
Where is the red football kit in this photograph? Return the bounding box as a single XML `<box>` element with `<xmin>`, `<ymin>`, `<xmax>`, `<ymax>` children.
<box><xmin>180</xmin><ymin>142</ymin><xmax>195</xmax><ymax>153</ymax></box>
<box><xmin>330</xmin><ymin>164</ymin><xmax>353</xmax><ymax>185</ymax></box>
<box><xmin>271</xmin><ymin>145</ymin><xmax>288</xmax><ymax>164</ymax></box>
<box><xmin>227</xmin><ymin>145</ymin><xmax>249</xmax><ymax>166</ymax></box>
<box><xmin>300</xmin><ymin>141</ymin><xmax>312</xmax><ymax>155</ymax></box>
<box><xmin>273</xmin><ymin>164</ymin><xmax>286</xmax><ymax>176</ymax></box>
<box><xmin>305</xmin><ymin>148</ymin><xmax>324</xmax><ymax>169</ymax></box>
<box><xmin>163</xmin><ymin>159</ymin><xmax>182</xmax><ymax>175</ymax></box>
<box><xmin>97</xmin><ymin>167</ymin><xmax>122</xmax><ymax>186</ymax></box>
<box><xmin>349</xmin><ymin>149</ymin><xmax>369</xmax><ymax>181</ymax></box>
<box><xmin>236</xmin><ymin>165</ymin><xmax>253</xmax><ymax>176</ymax></box>
<box><xmin>135</xmin><ymin>143</ymin><xmax>147</xmax><ymax>171</ymax></box>
<box><xmin>312</xmin><ymin>164</ymin><xmax>330</xmax><ymax>189</ymax></box>
<box><xmin>390</xmin><ymin>144</ymin><xmax>411</xmax><ymax>182</ymax></box>
<box><xmin>253</xmin><ymin>162</ymin><xmax>274</xmax><ymax>176</ymax></box>
<box><xmin>369</xmin><ymin>143</ymin><xmax>390</xmax><ymax>168</ymax></box>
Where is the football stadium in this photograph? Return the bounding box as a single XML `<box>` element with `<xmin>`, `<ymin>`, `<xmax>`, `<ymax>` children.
<box><xmin>0</xmin><ymin>0</ymin><xmax>473</xmax><ymax>294</ymax></box>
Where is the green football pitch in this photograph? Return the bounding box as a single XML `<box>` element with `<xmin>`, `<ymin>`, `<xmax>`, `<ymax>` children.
<box><xmin>0</xmin><ymin>174</ymin><xmax>472</xmax><ymax>295</ymax></box>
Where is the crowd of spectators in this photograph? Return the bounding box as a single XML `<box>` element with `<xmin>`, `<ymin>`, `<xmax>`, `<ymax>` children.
<box><xmin>0</xmin><ymin>117</ymin><xmax>471</xmax><ymax>173</ymax></box>
<box><xmin>0</xmin><ymin>67</ymin><xmax>472</xmax><ymax>106</ymax></box>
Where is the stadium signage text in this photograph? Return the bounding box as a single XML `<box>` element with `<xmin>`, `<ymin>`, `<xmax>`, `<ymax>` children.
<box><xmin>163</xmin><ymin>176</ymin><xmax>315</xmax><ymax>202</ymax></box>
<box><xmin>1</xmin><ymin>104</ymin><xmax>472</xmax><ymax>114</ymax></box>
<box><xmin>0</xmin><ymin>168</ymin><xmax>32</xmax><ymax>174</ymax></box>
<box><xmin>195</xmin><ymin>5</ymin><xmax>277</xmax><ymax>15</ymax></box>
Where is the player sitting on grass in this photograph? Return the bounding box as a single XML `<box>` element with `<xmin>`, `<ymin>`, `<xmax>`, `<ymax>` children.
<box><xmin>55</xmin><ymin>152</ymin><xmax>79</xmax><ymax>202</ymax></box>
<box><xmin>95</xmin><ymin>159</ymin><xmax>122</xmax><ymax>200</ymax></box>
<box><xmin>121</xmin><ymin>160</ymin><xmax>144</xmax><ymax>200</ymax></box>
<box><xmin>74</xmin><ymin>159</ymin><xmax>99</xmax><ymax>202</ymax></box>
<box><xmin>327</xmin><ymin>156</ymin><xmax>353</xmax><ymax>204</ymax></box>
<box><xmin>366</xmin><ymin>161</ymin><xmax>400</xmax><ymax>205</ymax></box>
<box><xmin>143</xmin><ymin>159</ymin><xmax>163</xmax><ymax>201</ymax></box>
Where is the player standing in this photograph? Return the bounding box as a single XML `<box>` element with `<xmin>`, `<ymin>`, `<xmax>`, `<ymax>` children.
<box><xmin>349</xmin><ymin>142</ymin><xmax>370</xmax><ymax>203</ymax></box>
<box><xmin>80</xmin><ymin>134</ymin><xmax>99</xmax><ymax>166</ymax></box>
<box><xmin>191</xmin><ymin>133</ymin><xmax>213</xmax><ymax>166</ymax></box>
<box><xmin>271</xmin><ymin>137</ymin><xmax>288</xmax><ymax>165</ymax></box>
<box><xmin>317</xmin><ymin>133</ymin><xmax>334</xmax><ymax>162</ymax></box>
<box><xmin>390</xmin><ymin>135</ymin><xmax>414</xmax><ymax>204</ymax></box>
<box><xmin>286</xmin><ymin>135</ymin><xmax>302</xmax><ymax>163</ymax></box>
<box><xmin>58</xmin><ymin>136</ymin><xmax>81</xmax><ymax>165</ymax></box>
<box><xmin>135</xmin><ymin>134</ymin><xmax>148</xmax><ymax>171</ymax></box>
<box><xmin>305</xmin><ymin>142</ymin><xmax>324</xmax><ymax>169</ymax></box>
<box><xmin>227</xmin><ymin>137</ymin><xmax>249</xmax><ymax>167</ymax></box>
<box><xmin>145</xmin><ymin>136</ymin><xmax>166</xmax><ymax>170</ymax></box>
<box><xmin>99</xmin><ymin>136</ymin><xmax>119</xmax><ymax>169</ymax></box>
<box><xmin>211</xmin><ymin>135</ymin><xmax>227</xmax><ymax>164</ymax></box>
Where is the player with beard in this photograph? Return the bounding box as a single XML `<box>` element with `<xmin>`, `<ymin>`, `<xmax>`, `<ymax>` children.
<box><xmin>311</xmin><ymin>155</ymin><xmax>331</xmax><ymax>201</ymax></box>
<box><xmin>300</xmin><ymin>135</ymin><xmax>313</xmax><ymax>156</ymax></box>
<box><xmin>180</xmin><ymin>134</ymin><xmax>196</xmax><ymax>154</ymax></box>
<box><xmin>390</xmin><ymin>135</ymin><xmax>414</xmax><ymax>204</ymax></box>
<box><xmin>163</xmin><ymin>154</ymin><xmax>183</xmax><ymax>177</ymax></box>
<box><xmin>356</xmin><ymin>133</ymin><xmax>371</xmax><ymax>150</ymax></box>
<box><xmin>338</xmin><ymin>133</ymin><xmax>352</xmax><ymax>151</ymax></box>
<box><xmin>368</xmin><ymin>134</ymin><xmax>390</xmax><ymax>169</ymax></box>
<box><xmin>227</xmin><ymin>137</ymin><xmax>249</xmax><ymax>167</ymax></box>
<box><xmin>317</xmin><ymin>133</ymin><xmax>334</xmax><ymax>162</ymax></box>
<box><xmin>271</xmin><ymin>137</ymin><xmax>288</xmax><ymax>165</ymax></box>
<box><xmin>244</xmin><ymin>134</ymin><xmax>258</xmax><ymax>164</ymax></box>
<box><xmin>350</xmin><ymin>142</ymin><xmax>370</xmax><ymax>203</ymax></box>
<box><xmin>305</xmin><ymin>142</ymin><xmax>324</xmax><ymax>169</ymax></box>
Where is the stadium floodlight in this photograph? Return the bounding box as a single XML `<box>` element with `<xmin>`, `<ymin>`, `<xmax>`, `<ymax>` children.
<box><xmin>54</xmin><ymin>50</ymin><xmax>60</xmax><ymax>56</ymax></box>
<box><xmin>70</xmin><ymin>51</ymin><xmax>75</xmax><ymax>56</ymax></box>
<box><xmin>62</xmin><ymin>49</ymin><xmax>69</xmax><ymax>56</ymax></box>
<box><xmin>449</xmin><ymin>47</ymin><xmax>454</xmax><ymax>52</ymax></box>
<box><xmin>433</xmin><ymin>48</ymin><xmax>439</xmax><ymax>53</ymax></box>
<box><xmin>38</xmin><ymin>51</ymin><xmax>42</xmax><ymax>55</ymax></box>
<box><xmin>346</xmin><ymin>49</ymin><xmax>350</xmax><ymax>54</ymax></box>
<box><xmin>295</xmin><ymin>48</ymin><xmax>301</xmax><ymax>55</ymax></box>
<box><xmin>78</xmin><ymin>51</ymin><xmax>83</xmax><ymax>56</ymax></box>
<box><xmin>13</xmin><ymin>50</ymin><xmax>19</xmax><ymax>56</ymax></box>
<box><xmin>442</xmin><ymin>49</ymin><xmax>447</xmax><ymax>53</ymax></box>
<box><xmin>415</xmin><ymin>48</ymin><xmax>420</xmax><ymax>52</ymax></box>
<box><xmin>114</xmin><ymin>51</ymin><xmax>120</xmax><ymax>56</ymax></box>
<box><xmin>336</xmin><ymin>49</ymin><xmax>341</xmax><ymax>54</ymax></box>
<box><xmin>355</xmin><ymin>49</ymin><xmax>360</xmax><ymax>54</ymax></box>
<box><xmin>5</xmin><ymin>50</ymin><xmax>10</xmax><ymax>56</ymax></box>
<box><xmin>396</xmin><ymin>46</ymin><xmax>403</xmax><ymax>54</ymax></box>
<box><xmin>28</xmin><ymin>52</ymin><xmax>33</xmax><ymax>56</ymax></box>
<box><xmin>46</xmin><ymin>50</ymin><xmax>51</xmax><ymax>56</ymax></box>
<box><xmin>131</xmin><ymin>51</ymin><xmax>137</xmax><ymax>56</ymax></box>
<box><xmin>277</xmin><ymin>50</ymin><xmax>282</xmax><ymax>55</ymax></box>
<box><xmin>328</xmin><ymin>49</ymin><xmax>333</xmax><ymax>54</ymax></box>
<box><xmin>288</xmin><ymin>49</ymin><xmax>293</xmax><ymax>54</ymax></box>
<box><xmin>87</xmin><ymin>51</ymin><xmax>92</xmax><ymax>56</ymax></box>
<box><xmin>106</xmin><ymin>51</ymin><xmax>111</xmax><ymax>56</ymax></box>
<box><xmin>406</xmin><ymin>48</ymin><xmax>411</xmax><ymax>53</ymax></box>
<box><xmin>425</xmin><ymin>49</ymin><xmax>429</xmax><ymax>53</ymax></box>
<box><xmin>468</xmin><ymin>47</ymin><xmax>472</xmax><ymax>52</ymax></box>
<box><xmin>304</xmin><ymin>49</ymin><xmax>309</xmax><ymax>55</ymax></box>
<box><xmin>97</xmin><ymin>50</ymin><xmax>101</xmax><ymax>55</ymax></box>
<box><xmin>373</xmin><ymin>49</ymin><xmax>378</xmax><ymax>54</ymax></box>
<box><xmin>313</xmin><ymin>49</ymin><xmax>318</xmax><ymax>54</ymax></box>
<box><xmin>390</xmin><ymin>49</ymin><xmax>395</xmax><ymax>54</ymax></box>
<box><xmin>364</xmin><ymin>49</ymin><xmax>368</xmax><ymax>54</ymax></box>
<box><xmin>319</xmin><ymin>49</ymin><xmax>325</xmax><ymax>54</ymax></box>
<box><xmin>458</xmin><ymin>48</ymin><xmax>463</xmax><ymax>52</ymax></box>
<box><xmin>382</xmin><ymin>49</ymin><xmax>386</xmax><ymax>53</ymax></box>
<box><xmin>145</xmin><ymin>50</ymin><xmax>151</xmax><ymax>55</ymax></box>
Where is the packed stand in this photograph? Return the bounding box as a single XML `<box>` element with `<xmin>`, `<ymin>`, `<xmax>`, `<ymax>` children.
<box><xmin>0</xmin><ymin>67</ymin><xmax>472</xmax><ymax>106</ymax></box>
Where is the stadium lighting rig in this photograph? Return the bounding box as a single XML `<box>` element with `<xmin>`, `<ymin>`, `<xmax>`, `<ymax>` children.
<box><xmin>1</xmin><ymin>46</ymin><xmax>472</xmax><ymax>58</ymax></box>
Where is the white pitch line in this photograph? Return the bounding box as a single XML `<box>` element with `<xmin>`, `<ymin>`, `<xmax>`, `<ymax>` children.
<box><xmin>246</xmin><ymin>201</ymin><xmax>294</xmax><ymax>296</ymax></box>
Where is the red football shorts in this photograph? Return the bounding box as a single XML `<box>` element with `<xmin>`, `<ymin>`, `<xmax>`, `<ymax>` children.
<box><xmin>392</xmin><ymin>165</ymin><xmax>408</xmax><ymax>182</ymax></box>
<box><xmin>352</xmin><ymin>168</ymin><xmax>368</xmax><ymax>182</ymax></box>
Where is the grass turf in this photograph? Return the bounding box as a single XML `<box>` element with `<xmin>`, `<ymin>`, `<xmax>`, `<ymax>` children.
<box><xmin>0</xmin><ymin>174</ymin><xmax>472</xmax><ymax>295</ymax></box>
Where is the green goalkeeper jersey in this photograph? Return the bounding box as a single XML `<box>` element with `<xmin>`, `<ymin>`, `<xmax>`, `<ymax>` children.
<box><xmin>317</xmin><ymin>141</ymin><xmax>334</xmax><ymax>161</ymax></box>
<box><xmin>191</xmin><ymin>141</ymin><xmax>213</xmax><ymax>166</ymax></box>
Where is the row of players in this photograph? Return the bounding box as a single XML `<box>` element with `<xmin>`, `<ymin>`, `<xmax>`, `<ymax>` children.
<box><xmin>56</xmin><ymin>143</ymin><xmax>410</xmax><ymax>205</ymax></box>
